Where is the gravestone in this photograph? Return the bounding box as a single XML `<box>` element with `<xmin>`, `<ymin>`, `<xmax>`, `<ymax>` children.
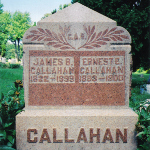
<box><xmin>11</xmin><ymin>58</ymin><xmax>17</xmax><ymax>64</ymax></box>
<box><xmin>20</xmin><ymin>58</ymin><xmax>23</xmax><ymax>66</ymax></box>
<box><xmin>16</xmin><ymin>3</ymin><xmax>138</xmax><ymax>150</ymax></box>
<box><xmin>8</xmin><ymin>59</ymin><xmax>11</xmax><ymax>63</ymax></box>
<box><xmin>1</xmin><ymin>57</ymin><xmax>6</xmax><ymax>63</ymax></box>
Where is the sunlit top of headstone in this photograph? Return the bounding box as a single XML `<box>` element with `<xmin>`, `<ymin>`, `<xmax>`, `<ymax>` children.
<box><xmin>38</xmin><ymin>2</ymin><xmax>116</xmax><ymax>23</ymax></box>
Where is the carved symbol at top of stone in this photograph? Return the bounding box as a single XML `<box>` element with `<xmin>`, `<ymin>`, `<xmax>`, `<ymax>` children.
<box><xmin>25</xmin><ymin>25</ymin><xmax>129</xmax><ymax>50</ymax></box>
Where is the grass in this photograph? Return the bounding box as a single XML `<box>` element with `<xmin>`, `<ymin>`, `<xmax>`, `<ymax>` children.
<box><xmin>0</xmin><ymin>66</ymin><xmax>150</xmax><ymax>149</ymax></box>
<box><xmin>132</xmin><ymin>72</ymin><xmax>150</xmax><ymax>88</ymax></box>
<box><xmin>0</xmin><ymin>67</ymin><xmax>23</xmax><ymax>96</ymax></box>
<box><xmin>130</xmin><ymin>72</ymin><xmax>150</xmax><ymax>106</ymax></box>
<box><xmin>0</xmin><ymin>66</ymin><xmax>149</xmax><ymax>95</ymax></box>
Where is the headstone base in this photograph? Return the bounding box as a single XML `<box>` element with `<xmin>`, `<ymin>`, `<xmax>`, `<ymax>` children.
<box><xmin>16</xmin><ymin>108</ymin><xmax>138</xmax><ymax>150</ymax></box>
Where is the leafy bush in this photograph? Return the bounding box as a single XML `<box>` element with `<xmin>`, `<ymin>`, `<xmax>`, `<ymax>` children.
<box><xmin>135</xmin><ymin>100</ymin><xmax>150</xmax><ymax>150</ymax></box>
<box><xmin>146</xmin><ymin>69</ymin><xmax>150</xmax><ymax>74</ymax></box>
<box><xmin>5</xmin><ymin>43</ymin><xmax>16</xmax><ymax>60</ymax></box>
<box><xmin>0</xmin><ymin>62</ymin><xmax>21</xmax><ymax>69</ymax></box>
<box><xmin>136</xmin><ymin>67</ymin><xmax>145</xmax><ymax>73</ymax></box>
<box><xmin>0</xmin><ymin>62</ymin><xmax>10</xmax><ymax>68</ymax></box>
<box><xmin>132</xmin><ymin>74</ymin><xmax>149</xmax><ymax>88</ymax></box>
<box><xmin>9</xmin><ymin>64</ymin><xmax>20</xmax><ymax>69</ymax></box>
<box><xmin>0</xmin><ymin>80</ymin><xmax>24</xmax><ymax>149</ymax></box>
<box><xmin>130</xmin><ymin>87</ymin><xmax>150</xmax><ymax>150</ymax></box>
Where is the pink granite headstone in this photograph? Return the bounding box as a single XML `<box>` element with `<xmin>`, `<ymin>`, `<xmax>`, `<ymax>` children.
<box><xmin>16</xmin><ymin>3</ymin><xmax>138</xmax><ymax>150</ymax></box>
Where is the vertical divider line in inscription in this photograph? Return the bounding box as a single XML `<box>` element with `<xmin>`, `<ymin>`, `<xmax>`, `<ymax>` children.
<box><xmin>124</xmin><ymin>53</ymin><xmax>125</xmax><ymax>83</ymax></box>
<box><xmin>28</xmin><ymin>51</ymin><xmax>32</xmax><ymax>106</ymax></box>
<box><xmin>74</xmin><ymin>52</ymin><xmax>80</xmax><ymax>83</ymax></box>
<box><xmin>29</xmin><ymin>51</ymin><xmax>31</xmax><ymax>83</ymax></box>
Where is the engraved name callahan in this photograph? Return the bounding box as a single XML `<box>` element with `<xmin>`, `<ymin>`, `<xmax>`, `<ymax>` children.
<box><xmin>30</xmin><ymin>56</ymin><xmax>75</xmax><ymax>83</ymax></box>
<box><xmin>27</xmin><ymin>128</ymin><xmax>127</xmax><ymax>143</ymax></box>
<box><xmin>30</xmin><ymin>55</ymin><xmax>124</xmax><ymax>83</ymax></box>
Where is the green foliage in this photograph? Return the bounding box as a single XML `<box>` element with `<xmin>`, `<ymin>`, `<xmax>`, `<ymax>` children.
<box><xmin>135</xmin><ymin>104</ymin><xmax>150</xmax><ymax>150</ymax></box>
<box><xmin>41</xmin><ymin>3</ymin><xmax>71</xmax><ymax>19</ymax></box>
<box><xmin>9</xmin><ymin>64</ymin><xmax>21</xmax><ymax>69</ymax></box>
<box><xmin>0</xmin><ymin>62</ymin><xmax>21</xmax><ymax>69</ymax></box>
<box><xmin>51</xmin><ymin>9</ymin><xmax>57</xmax><ymax>14</ymax></box>
<box><xmin>0</xmin><ymin>1</ymin><xmax>3</xmax><ymax>14</ymax></box>
<box><xmin>1</xmin><ymin>43</ymin><xmax>6</xmax><ymax>57</ymax></box>
<box><xmin>8</xmin><ymin>11</ymin><xmax>31</xmax><ymax>61</ymax></box>
<box><xmin>5</xmin><ymin>43</ymin><xmax>16</xmax><ymax>60</ymax></box>
<box><xmin>33</xmin><ymin>22</ymin><xmax>36</xmax><ymax>26</ymax></box>
<box><xmin>136</xmin><ymin>67</ymin><xmax>145</xmax><ymax>73</ymax></box>
<box><xmin>9</xmin><ymin>11</ymin><xmax>31</xmax><ymax>40</ymax></box>
<box><xmin>0</xmin><ymin>67</ymin><xmax>23</xmax><ymax>96</ymax></box>
<box><xmin>0</xmin><ymin>1</ymin><xmax>31</xmax><ymax>60</ymax></box>
<box><xmin>130</xmin><ymin>73</ymin><xmax>150</xmax><ymax>149</ymax></box>
<box><xmin>0</xmin><ymin>62</ymin><xmax>10</xmax><ymax>68</ymax></box>
<box><xmin>59</xmin><ymin>3</ymin><xmax>71</xmax><ymax>10</ymax></box>
<box><xmin>41</xmin><ymin>13</ymin><xmax>51</xmax><ymax>20</ymax></box>
<box><xmin>0</xmin><ymin>12</ymin><xmax>11</xmax><ymax>56</ymax></box>
<box><xmin>132</xmin><ymin>73</ymin><xmax>150</xmax><ymax>88</ymax></box>
<box><xmin>146</xmin><ymin>69</ymin><xmax>150</xmax><ymax>74</ymax></box>
<box><xmin>72</xmin><ymin>0</ymin><xmax>150</xmax><ymax>71</ymax></box>
<box><xmin>0</xmin><ymin>80</ymin><xmax>24</xmax><ymax>149</ymax></box>
<box><xmin>130</xmin><ymin>90</ymin><xmax>150</xmax><ymax>150</ymax></box>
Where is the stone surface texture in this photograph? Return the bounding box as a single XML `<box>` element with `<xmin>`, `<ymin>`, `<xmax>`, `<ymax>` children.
<box><xmin>16</xmin><ymin>2</ymin><xmax>138</xmax><ymax>150</ymax></box>
<box><xmin>23</xmin><ymin>2</ymin><xmax>131</xmax><ymax>108</ymax></box>
<box><xmin>16</xmin><ymin>109</ymin><xmax>137</xmax><ymax>150</ymax></box>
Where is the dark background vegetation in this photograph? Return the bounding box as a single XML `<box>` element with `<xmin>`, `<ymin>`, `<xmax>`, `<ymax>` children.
<box><xmin>0</xmin><ymin>0</ymin><xmax>150</xmax><ymax>149</ymax></box>
<box><xmin>71</xmin><ymin>0</ymin><xmax>150</xmax><ymax>71</ymax></box>
<box><xmin>0</xmin><ymin>0</ymin><xmax>150</xmax><ymax>71</ymax></box>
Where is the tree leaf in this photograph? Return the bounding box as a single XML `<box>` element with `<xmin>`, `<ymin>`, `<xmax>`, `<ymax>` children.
<box><xmin>0</xmin><ymin>117</ymin><xmax>2</xmax><ymax>125</ymax></box>
<box><xmin>5</xmin><ymin>122</ymin><xmax>13</xmax><ymax>128</ymax></box>
<box><xmin>1</xmin><ymin>92</ymin><xmax>4</xmax><ymax>100</ymax></box>
<box><xmin>0</xmin><ymin>145</ymin><xmax>16</xmax><ymax>150</ymax></box>
<box><xmin>0</xmin><ymin>130</ymin><xmax>6</xmax><ymax>139</ymax></box>
<box><xmin>136</xmin><ymin>131</ymin><xmax>145</xmax><ymax>137</ymax></box>
<box><xmin>7</xmin><ymin>135</ymin><xmax>14</xmax><ymax>145</ymax></box>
